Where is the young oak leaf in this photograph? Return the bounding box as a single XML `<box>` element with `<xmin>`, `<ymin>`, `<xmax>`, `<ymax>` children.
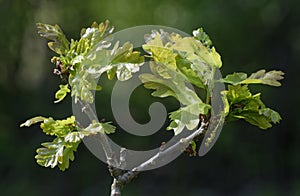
<box><xmin>192</xmin><ymin>28</ymin><xmax>213</xmax><ymax>49</ymax></box>
<box><xmin>54</xmin><ymin>84</ymin><xmax>71</xmax><ymax>103</ymax></box>
<box><xmin>221</xmin><ymin>70</ymin><xmax>284</xmax><ymax>87</ymax></box>
<box><xmin>169</xmin><ymin>36</ymin><xmax>222</xmax><ymax>68</ymax></box>
<box><xmin>226</xmin><ymin>84</ymin><xmax>252</xmax><ymax>104</ymax></box>
<box><xmin>175</xmin><ymin>55</ymin><xmax>206</xmax><ymax>89</ymax></box>
<box><xmin>21</xmin><ymin>115</ymin><xmax>116</xmax><ymax>171</ymax></box>
<box><xmin>167</xmin><ymin>102</ymin><xmax>211</xmax><ymax>135</ymax></box>
<box><xmin>241</xmin><ymin>70</ymin><xmax>284</xmax><ymax>87</ymax></box>
<box><xmin>140</xmin><ymin>62</ymin><xmax>202</xmax><ymax>105</ymax></box>
<box><xmin>221</xmin><ymin>72</ymin><xmax>248</xmax><ymax>86</ymax></box>
<box><xmin>223</xmin><ymin>85</ymin><xmax>282</xmax><ymax>129</ymax></box>
<box><xmin>259</xmin><ymin>108</ymin><xmax>281</xmax><ymax>124</ymax></box>
<box><xmin>36</xmin><ymin>23</ymin><xmax>70</xmax><ymax>55</ymax></box>
<box><xmin>80</xmin><ymin>20</ymin><xmax>114</xmax><ymax>50</ymax></box>
<box><xmin>40</xmin><ymin>116</ymin><xmax>77</xmax><ymax>137</ymax></box>
<box><xmin>20</xmin><ymin>116</ymin><xmax>47</xmax><ymax>127</ymax></box>
<box><xmin>84</xmin><ymin>121</ymin><xmax>116</xmax><ymax>135</ymax></box>
<box><xmin>143</xmin><ymin>34</ymin><xmax>177</xmax><ymax>70</ymax></box>
<box><xmin>35</xmin><ymin>137</ymin><xmax>80</xmax><ymax>171</ymax></box>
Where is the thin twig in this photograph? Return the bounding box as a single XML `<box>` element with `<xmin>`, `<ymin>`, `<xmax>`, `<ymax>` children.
<box><xmin>79</xmin><ymin>99</ymin><xmax>207</xmax><ymax>196</ymax></box>
<box><xmin>134</xmin><ymin>122</ymin><xmax>206</xmax><ymax>171</ymax></box>
<box><xmin>109</xmin><ymin>122</ymin><xmax>207</xmax><ymax>195</ymax></box>
<box><xmin>79</xmin><ymin>100</ymin><xmax>117</xmax><ymax>166</ymax></box>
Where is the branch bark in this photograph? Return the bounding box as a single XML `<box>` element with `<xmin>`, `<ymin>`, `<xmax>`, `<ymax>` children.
<box><xmin>109</xmin><ymin>122</ymin><xmax>207</xmax><ymax>195</ymax></box>
<box><xmin>78</xmin><ymin>97</ymin><xmax>207</xmax><ymax>196</ymax></box>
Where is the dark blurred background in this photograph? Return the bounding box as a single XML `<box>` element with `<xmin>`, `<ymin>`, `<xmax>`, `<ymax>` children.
<box><xmin>0</xmin><ymin>0</ymin><xmax>299</xmax><ymax>195</ymax></box>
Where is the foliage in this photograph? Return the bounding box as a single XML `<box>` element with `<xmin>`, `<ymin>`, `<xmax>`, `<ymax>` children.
<box><xmin>221</xmin><ymin>85</ymin><xmax>281</xmax><ymax>129</ymax></box>
<box><xmin>21</xmin><ymin>20</ymin><xmax>284</xmax><ymax>172</ymax></box>
<box><xmin>21</xmin><ymin>116</ymin><xmax>115</xmax><ymax>170</ymax></box>
<box><xmin>221</xmin><ymin>70</ymin><xmax>284</xmax><ymax>87</ymax></box>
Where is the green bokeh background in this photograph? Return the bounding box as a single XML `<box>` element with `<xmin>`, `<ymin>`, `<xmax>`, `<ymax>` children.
<box><xmin>0</xmin><ymin>0</ymin><xmax>299</xmax><ymax>195</ymax></box>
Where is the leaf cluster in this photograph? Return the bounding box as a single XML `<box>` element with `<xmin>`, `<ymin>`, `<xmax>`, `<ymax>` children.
<box><xmin>21</xmin><ymin>116</ymin><xmax>115</xmax><ymax>170</ymax></box>
<box><xmin>141</xmin><ymin>29</ymin><xmax>222</xmax><ymax>135</ymax></box>
<box><xmin>21</xmin><ymin>20</ymin><xmax>284</xmax><ymax>170</ymax></box>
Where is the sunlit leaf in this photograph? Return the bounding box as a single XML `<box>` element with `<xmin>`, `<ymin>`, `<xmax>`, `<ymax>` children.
<box><xmin>84</xmin><ymin>121</ymin><xmax>116</xmax><ymax>135</ymax></box>
<box><xmin>167</xmin><ymin>102</ymin><xmax>211</xmax><ymax>135</ymax></box>
<box><xmin>242</xmin><ymin>70</ymin><xmax>284</xmax><ymax>86</ymax></box>
<box><xmin>36</xmin><ymin>23</ymin><xmax>70</xmax><ymax>55</ymax></box>
<box><xmin>193</xmin><ymin>28</ymin><xmax>213</xmax><ymax>48</ymax></box>
<box><xmin>20</xmin><ymin>116</ymin><xmax>46</xmax><ymax>127</ymax></box>
<box><xmin>222</xmin><ymin>70</ymin><xmax>284</xmax><ymax>87</ymax></box>
<box><xmin>54</xmin><ymin>84</ymin><xmax>70</xmax><ymax>103</ymax></box>
<box><xmin>221</xmin><ymin>72</ymin><xmax>247</xmax><ymax>86</ymax></box>
<box><xmin>35</xmin><ymin>137</ymin><xmax>80</xmax><ymax>171</ymax></box>
<box><xmin>226</xmin><ymin>85</ymin><xmax>252</xmax><ymax>104</ymax></box>
<box><xmin>224</xmin><ymin>84</ymin><xmax>282</xmax><ymax>129</ymax></box>
<box><xmin>40</xmin><ymin>116</ymin><xmax>76</xmax><ymax>137</ymax></box>
<box><xmin>175</xmin><ymin>55</ymin><xmax>206</xmax><ymax>89</ymax></box>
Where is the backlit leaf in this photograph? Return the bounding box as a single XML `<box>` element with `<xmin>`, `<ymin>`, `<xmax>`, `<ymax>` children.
<box><xmin>242</xmin><ymin>70</ymin><xmax>284</xmax><ymax>86</ymax></box>
<box><xmin>54</xmin><ymin>84</ymin><xmax>70</xmax><ymax>103</ymax></box>
<box><xmin>35</xmin><ymin>137</ymin><xmax>80</xmax><ymax>171</ymax></box>
<box><xmin>20</xmin><ymin>116</ymin><xmax>46</xmax><ymax>127</ymax></box>
<box><xmin>36</xmin><ymin>23</ymin><xmax>70</xmax><ymax>55</ymax></box>
<box><xmin>222</xmin><ymin>70</ymin><xmax>284</xmax><ymax>87</ymax></box>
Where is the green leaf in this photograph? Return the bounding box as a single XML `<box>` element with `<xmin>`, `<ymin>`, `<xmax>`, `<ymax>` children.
<box><xmin>241</xmin><ymin>70</ymin><xmax>284</xmax><ymax>86</ymax></box>
<box><xmin>110</xmin><ymin>42</ymin><xmax>144</xmax><ymax>65</ymax></box>
<box><xmin>35</xmin><ymin>138</ymin><xmax>65</xmax><ymax>169</ymax></box>
<box><xmin>80</xmin><ymin>20</ymin><xmax>114</xmax><ymax>50</ymax></box>
<box><xmin>84</xmin><ymin>121</ymin><xmax>116</xmax><ymax>134</ymax></box>
<box><xmin>143</xmin><ymin>34</ymin><xmax>177</xmax><ymax>69</ymax></box>
<box><xmin>259</xmin><ymin>108</ymin><xmax>281</xmax><ymax>124</ymax></box>
<box><xmin>140</xmin><ymin>36</ymin><xmax>213</xmax><ymax>135</ymax></box>
<box><xmin>59</xmin><ymin>141</ymin><xmax>80</xmax><ymax>171</ymax></box>
<box><xmin>20</xmin><ymin>116</ymin><xmax>46</xmax><ymax>127</ymax></box>
<box><xmin>69</xmin><ymin>41</ymin><xmax>144</xmax><ymax>103</ymax></box>
<box><xmin>22</xmin><ymin>116</ymin><xmax>89</xmax><ymax>171</ymax></box>
<box><xmin>175</xmin><ymin>55</ymin><xmax>206</xmax><ymax>89</ymax></box>
<box><xmin>233</xmin><ymin>112</ymin><xmax>272</xmax><ymax>129</ymax></box>
<box><xmin>221</xmin><ymin>72</ymin><xmax>248</xmax><ymax>86</ymax></box>
<box><xmin>40</xmin><ymin>116</ymin><xmax>77</xmax><ymax>137</ymax></box>
<box><xmin>167</xmin><ymin>103</ymin><xmax>211</xmax><ymax>135</ymax></box>
<box><xmin>64</xmin><ymin>131</ymin><xmax>86</xmax><ymax>143</ymax></box>
<box><xmin>101</xmin><ymin>122</ymin><xmax>116</xmax><ymax>134</ymax></box>
<box><xmin>224</xmin><ymin>84</ymin><xmax>282</xmax><ymax>129</ymax></box>
<box><xmin>140</xmin><ymin>62</ymin><xmax>203</xmax><ymax>105</ymax></box>
<box><xmin>36</xmin><ymin>23</ymin><xmax>70</xmax><ymax>55</ymax></box>
<box><xmin>222</xmin><ymin>70</ymin><xmax>284</xmax><ymax>87</ymax></box>
<box><xmin>107</xmin><ymin>67</ymin><xmax>117</xmax><ymax>80</ymax></box>
<box><xmin>193</xmin><ymin>28</ymin><xmax>213</xmax><ymax>48</ymax></box>
<box><xmin>169</xmin><ymin>36</ymin><xmax>222</xmax><ymax>68</ymax></box>
<box><xmin>226</xmin><ymin>85</ymin><xmax>252</xmax><ymax>104</ymax></box>
<box><xmin>143</xmin><ymin>81</ymin><xmax>177</xmax><ymax>98</ymax></box>
<box><xmin>69</xmin><ymin>69</ymin><xmax>96</xmax><ymax>104</ymax></box>
<box><xmin>35</xmin><ymin>137</ymin><xmax>80</xmax><ymax>171</ymax></box>
<box><xmin>54</xmin><ymin>84</ymin><xmax>71</xmax><ymax>103</ymax></box>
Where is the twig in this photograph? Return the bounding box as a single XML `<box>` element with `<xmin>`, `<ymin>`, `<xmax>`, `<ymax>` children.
<box><xmin>135</xmin><ymin>122</ymin><xmax>206</xmax><ymax>171</ymax></box>
<box><xmin>109</xmin><ymin>122</ymin><xmax>207</xmax><ymax>195</ymax></box>
<box><xmin>79</xmin><ymin>98</ymin><xmax>207</xmax><ymax>196</ymax></box>
<box><xmin>79</xmin><ymin>100</ymin><xmax>118</xmax><ymax>166</ymax></box>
